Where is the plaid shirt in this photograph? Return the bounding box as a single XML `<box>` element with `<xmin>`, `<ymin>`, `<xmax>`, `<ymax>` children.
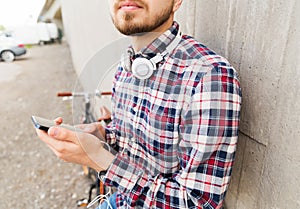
<box><xmin>103</xmin><ymin>22</ymin><xmax>242</xmax><ymax>209</ymax></box>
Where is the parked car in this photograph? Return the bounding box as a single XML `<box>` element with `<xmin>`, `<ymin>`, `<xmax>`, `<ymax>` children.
<box><xmin>0</xmin><ymin>34</ymin><xmax>26</xmax><ymax>62</ymax></box>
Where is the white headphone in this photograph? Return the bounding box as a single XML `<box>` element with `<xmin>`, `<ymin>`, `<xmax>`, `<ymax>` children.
<box><xmin>121</xmin><ymin>32</ymin><xmax>182</xmax><ymax>80</ymax></box>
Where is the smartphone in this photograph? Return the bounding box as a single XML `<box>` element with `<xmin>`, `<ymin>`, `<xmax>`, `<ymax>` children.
<box><xmin>31</xmin><ymin>115</ymin><xmax>82</xmax><ymax>132</ymax></box>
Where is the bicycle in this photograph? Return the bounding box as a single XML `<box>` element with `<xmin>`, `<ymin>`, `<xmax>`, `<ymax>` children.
<box><xmin>57</xmin><ymin>90</ymin><xmax>112</xmax><ymax>207</ymax></box>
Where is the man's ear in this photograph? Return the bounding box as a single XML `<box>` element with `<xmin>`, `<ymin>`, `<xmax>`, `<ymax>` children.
<box><xmin>173</xmin><ymin>0</ymin><xmax>183</xmax><ymax>12</ymax></box>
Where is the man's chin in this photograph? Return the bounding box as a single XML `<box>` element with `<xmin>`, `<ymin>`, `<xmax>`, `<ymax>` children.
<box><xmin>117</xmin><ymin>28</ymin><xmax>149</xmax><ymax>36</ymax></box>
<box><xmin>115</xmin><ymin>24</ymin><xmax>146</xmax><ymax>36</ymax></box>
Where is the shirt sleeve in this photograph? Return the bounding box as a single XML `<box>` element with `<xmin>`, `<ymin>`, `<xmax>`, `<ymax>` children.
<box><xmin>103</xmin><ymin>64</ymin><xmax>242</xmax><ymax>208</ymax></box>
<box><xmin>105</xmin><ymin>124</ymin><xmax>117</xmax><ymax>145</ymax></box>
<box><xmin>104</xmin><ymin>66</ymin><xmax>121</xmax><ymax>147</ymax></box>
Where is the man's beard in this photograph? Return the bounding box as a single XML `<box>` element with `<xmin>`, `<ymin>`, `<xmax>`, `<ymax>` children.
<box><xmin>112</xmin><ymin>3</ymin><xmax>174</xmax><ymax>36</ymax></box>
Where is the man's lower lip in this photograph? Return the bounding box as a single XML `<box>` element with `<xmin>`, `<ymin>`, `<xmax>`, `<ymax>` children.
<box><xmin>120</xmin><ymin>6</ymin><xmax>141</xmax><ymax>11</ymax></box>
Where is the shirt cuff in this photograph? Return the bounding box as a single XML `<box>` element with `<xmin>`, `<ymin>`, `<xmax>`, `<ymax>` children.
<box><xmin>105</xmin><ymin>125</ymin><xmax>116</xmax><ymax>145</ymax></box>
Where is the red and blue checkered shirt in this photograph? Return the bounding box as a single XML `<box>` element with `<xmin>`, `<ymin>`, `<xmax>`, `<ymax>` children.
<box><xmin>103</xmin><ymin>22</ymin><xmax>242</xmax><ymax>209</ymax></box>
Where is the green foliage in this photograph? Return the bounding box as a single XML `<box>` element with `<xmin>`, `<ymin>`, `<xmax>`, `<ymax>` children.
<box><xmin>25</xmin><ymin>44</ymin><xmax>33</xmax><ymax>49</ymax></box>
<box><xmin>0</xmin><ymin>25</ymin><xmax>5</xmax><ymax>31</ymax></box>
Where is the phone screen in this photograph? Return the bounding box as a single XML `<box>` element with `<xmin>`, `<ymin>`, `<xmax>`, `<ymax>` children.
<box><xmin>31</xmin><ymin>116</ymin><xmax>82</xmax><ymax>132</ymax></box>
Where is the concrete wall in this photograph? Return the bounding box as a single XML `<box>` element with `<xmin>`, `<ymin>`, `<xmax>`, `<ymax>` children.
<box><xmin>61</xmin><ymin>0</ymin><xmax>129</xmax><ymax>94</ymax></box>
<box><xmin>61</xmin><ymin>0</ymin><xmax>119</xmax><ymax>71</ymax></box>
<box><xmin>61</xmin><ymin>0</ymin><xmax>300</xmax><ymax>208</ymax></box>
<box><xmin>60</xmin><ymin>0</ymin><xmax>130</xmax><ymax>112</ymax></box>
<box><xmin>181</xmin><ymin>1</ymin><xmax>300</xmax><ymax>208</ymax></box>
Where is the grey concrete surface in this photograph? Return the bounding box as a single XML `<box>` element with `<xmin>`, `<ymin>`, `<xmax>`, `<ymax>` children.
<box><xmin>191</xmin><ymin>0</ymin><xmax>300</xmax><ymax>208</ymax></box>
<box><xmin>0</xmin><ymin>63</ymin><xmax>22</xmax><ymax>82</ymax></box>
<box><xmin>0</xmin><ymin>43</ymin><xmax>97</xmax><ymax>208</ymax></box>
<box><xmin>61</xmin><ymin>0</ymin><xmax>122</xmax><ymax>72</ymax></box>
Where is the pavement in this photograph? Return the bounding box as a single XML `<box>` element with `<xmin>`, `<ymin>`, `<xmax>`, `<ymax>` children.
<box><xmin>0</xmin><ymin>43</ymin><xmax>95</xmax><ymax>209</ymax></box>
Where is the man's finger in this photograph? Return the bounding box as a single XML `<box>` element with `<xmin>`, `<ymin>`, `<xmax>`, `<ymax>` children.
<box><xmin>54</xmin><ymin>117</ymin><xmax>63</xmax><ymax>125</ymax></box>
<box><xmin>48</xmin><ymin>126</ymin><xmax>78</xmax><ymax>143</ymax></box>
<box><xmin>36</xmin><ymin>128</ymin><xmax>68</xmax><ymax>151</ymax></box>
<box><xmin>36</xmin><ymin>128</ymin><xmax>75</xmax><ymax>161</ymax></box>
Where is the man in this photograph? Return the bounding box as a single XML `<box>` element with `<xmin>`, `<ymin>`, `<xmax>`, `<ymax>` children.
<box><xmin>36</xmin><ymin>0</ymin><xmax>242</xmax><ymax>208</ymax></box>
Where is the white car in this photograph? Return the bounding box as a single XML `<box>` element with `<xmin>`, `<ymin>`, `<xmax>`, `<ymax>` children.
<box><xmin>0</xmin><ymin>34</ymin><xmax>26</xmax><ymax>62</ymax></box>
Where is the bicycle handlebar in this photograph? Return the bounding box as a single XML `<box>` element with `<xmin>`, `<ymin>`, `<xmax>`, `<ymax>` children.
<box><xmin>57</xmin><ymin>91</ymin><xmax>112</xmax><ymax>97</ymax></box>
<box><xmin>57</xmin><ymin>92</ymin><xmax>73</xmax><ymax>97</ymax></box>
<box><xmin>100</xmin><ymin>91</ymin><xmax>112</xmax><ymax>96</ymax></box>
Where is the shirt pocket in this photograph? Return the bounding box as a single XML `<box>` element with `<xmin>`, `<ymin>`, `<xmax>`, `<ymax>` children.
<box><xmin>147</xmin><ymin>100</ymin><xmax>180</xmax><ymax>162</ymax></box>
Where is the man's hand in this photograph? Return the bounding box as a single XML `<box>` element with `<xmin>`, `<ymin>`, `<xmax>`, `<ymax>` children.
<box><xmin>98</xmin><ymin>106</ymin><xmax>111</xmax><ymax>122</ymax></box>
<box><xmin>35</xmin><ymin>122</ymin><xmax>114</xmax><ymax>172</ymax></box>
<box><xmin>75</xmin><ymin>122</ymin><xmax>106</xmax><ymax>141</ymax></box>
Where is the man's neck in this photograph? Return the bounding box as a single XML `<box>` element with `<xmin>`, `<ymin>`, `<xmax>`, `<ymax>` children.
<box><xmin>131</xmin><ymin>18</ymin><xmax>174</xmax><ymax>52</ymax></box>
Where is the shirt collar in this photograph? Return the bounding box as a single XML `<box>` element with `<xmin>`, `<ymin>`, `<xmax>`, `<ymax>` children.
<box><xmin>135</xmin><ymin>21</ymin><xmax>180</xmax><ymax>57</ymax></box>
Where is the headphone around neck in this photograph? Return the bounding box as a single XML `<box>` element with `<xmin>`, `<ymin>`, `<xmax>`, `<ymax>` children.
<box><xmin>121</xmin><ymin>32</ymin><xmax>182</xmax><ymax>80</ymax></box>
